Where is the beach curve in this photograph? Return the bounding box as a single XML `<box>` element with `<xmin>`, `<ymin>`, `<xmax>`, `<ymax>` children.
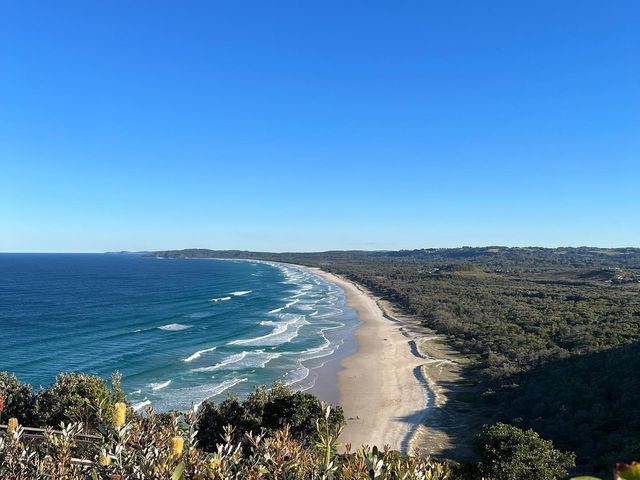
<box><xmin>308</xmin><ymin>268</ymin><xmax>433</xmax><ymax>454</ymax></box>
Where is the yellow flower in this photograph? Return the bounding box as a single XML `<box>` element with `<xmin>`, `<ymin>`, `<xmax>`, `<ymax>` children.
<box><xmin>99</xmin><ymin>451</ymin><xmax>112</xmax><ymax>467</ymax></box>
<box><xmin>209</xmin><ymin>456</ymin><xmax>222</xmax><ymax>471</ymax></box>
<box><xmin>6</xmin><ymin>417</ymin><xmax>19</xmax><ymax>434</ymax></box>
<box><xmin>113</xmin><ymin>402</ymin><xmax>126</xmax><ymax>429</ymax></box>
<box><xmin>616</xmin><ymin>462</ymin><xmax>640</xmax><ymax>480</ymax></box>
<box><xmin>170</xmin><ymin>436</ymin><xmax>184</xmax><ymax>457</ymax></box>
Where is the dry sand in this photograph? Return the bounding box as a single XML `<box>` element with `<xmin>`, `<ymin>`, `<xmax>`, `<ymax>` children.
<box><xmin>309</xmin><ymin>269</ymin><xmax>431</xmax><ymax>453</ymax></box>
<box><xmin>378</xmin><ymin>298</ymin><xmax>476</xmax><ymax>460</ymax></box>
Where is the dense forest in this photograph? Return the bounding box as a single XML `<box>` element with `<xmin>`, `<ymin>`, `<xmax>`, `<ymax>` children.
<box><xmin>152</xmin><ymin>247</ymin><xmax>640</xmax><ymax>474</ymax></box>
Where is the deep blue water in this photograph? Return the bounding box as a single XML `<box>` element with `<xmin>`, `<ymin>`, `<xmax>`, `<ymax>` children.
<box><xmin>0</xmin><ymin>254</ymin><xmax>358</xmax><ymax>411</ymax></box>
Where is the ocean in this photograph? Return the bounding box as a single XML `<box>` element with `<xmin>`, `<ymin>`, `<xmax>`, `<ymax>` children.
<box><xmin>0</xmin><ymin>254</ymin><xmax>359</xmax><ymax>411</ymax></box>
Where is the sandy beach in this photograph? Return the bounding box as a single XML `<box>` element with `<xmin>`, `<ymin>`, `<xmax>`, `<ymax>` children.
<box><xmin>309</xmin><ymin>268</ymin><xmax>431</xmax><ymax>453</ymax></box>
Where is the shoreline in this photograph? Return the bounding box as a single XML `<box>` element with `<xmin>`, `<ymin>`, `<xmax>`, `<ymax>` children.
<box><xmin>307</xmin><ymin>268</ymin><xmax>433</xmax><ymax>453</ymax></box>
<box><xmin>211</xmin><ymin>258</ymin><xmax>360</xmax><ymax>407</ymax></box>
<box><xmin>164</xmin><ymin>257</ymin><xmax>470</xmax><ymax>457</ymax></box>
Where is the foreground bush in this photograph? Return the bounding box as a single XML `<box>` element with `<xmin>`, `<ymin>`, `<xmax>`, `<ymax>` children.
<box><xmin>0</xmin><ymin>402</ymin><xmax>451</xmax><ymax>479</ymax></box>
<box><xmin>35</xmin><ymin>372</ymin><xmax>126</xmax><ymax>431</ymax></box>
<box><xmin>473</xmin><ymin>422</ymin><xmax>575</xmax><ymax>480</ymax></box>
<box><xmin>0</xmin><ymin>372</ymin><xmax>37</xmax><ymax>425</ymax></box>
<box><xmin>0</xmin><ymin>371</ymin><xmax>125</xmax><ymax>432</ymax></box>
<box><xmin>2</xmin><ymin>372</ymin><xmax>631</xmax><ymax>479</ymax></box>
<box><xmin>0</xmin><ymin>372</ymin><xmax>341</xmax><ymax>444</ymax></box>
<box><xmin>197</xmin><ymin>383</ymin><xmax>344</xmax><ymax>450</ymax></box>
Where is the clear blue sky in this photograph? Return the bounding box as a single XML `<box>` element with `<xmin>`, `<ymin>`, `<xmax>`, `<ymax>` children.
<box><xmin>1</xmin><ymin>1</ymin><xmax>638</xmax><ymax>252</ymax></box>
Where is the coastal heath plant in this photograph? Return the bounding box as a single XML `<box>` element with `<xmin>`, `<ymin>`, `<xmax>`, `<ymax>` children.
<box><xmin>0</xmin><ymin>386</ymin><xmax>453</xmax><ymax>480</ymax></box>
<box><xmin>40</xmin><ymin>422</ymin><xmax>86</xmax><ymax>478</ymax></box>
<box><xmin>93</xmin><ymin>406</ymin><xmax>204</xmax><ymax>479</ymax></box>
<box><xmin>113</xmin><ymin>402</ymin><xmax>127</xmax><ymax>429</ymax></box>
<box><xmin>473</xmin><ymin>423</ymin><xmax>575</xmax><ymax>480</ymax></box>
<box><xmin>0</xmin><ymin>422</ymin><xmax>40</xmax><ymax>479</ymax></box>
<box><xmin>197</xmin><ymin>382</ymin><xmax>345</xmax><ymax>451</ymax></box>
<box><xmin>315</xmin><ymin>402</ymin><xmax>342</xmax><ymax>479</ymax></box>
<box><xmin>616</xmin><ymin>463</ymin><xmax>640</xmax><ymax>480</ymax></box>
<box><xmin>6</xmin><ymin>417</ymin><xmax>19</xmax><ymax>434</ymax></box>
<box><xmin>338</xmin><ymin>444</ymin><xmax>451</xmax><ymax>480</ymax></box>
<box><xmin>36</xmin><ymin>372</ymin><xmax>125</xmax><ymax>431</ymax></box>
<box><xmin>0</xmin><ymin>371</ymin><xmax>37</xmax><ymax>425</ymax></box>
<box><xmin>570</xmin><ymin>462</ymin><xmax>640</xmax><ymax>480</ymax></box>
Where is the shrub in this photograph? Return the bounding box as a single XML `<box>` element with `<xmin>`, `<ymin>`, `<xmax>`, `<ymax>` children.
<box><xmin>0</xmin><ymin>401</ymin><xmax>451</xmax><ymax>479</ymax></box>
<box><xmin>197</xmin><ymin>382</ymin><xmax>344</xmax><ymax>451</ymax></box>
<box><xmin>35</xmin><ymin>372</ymin><xmax>125</xmax><ymax>431</ymax></box>
<box><xmin>473</xmin><ymin>422</ymin><xmax>576</xmax><ymax>480</ymax></box>
<box><xmin>0</xmin><ymin>372</ymin><xmax>37</xmax><ymax>425</ymax></box>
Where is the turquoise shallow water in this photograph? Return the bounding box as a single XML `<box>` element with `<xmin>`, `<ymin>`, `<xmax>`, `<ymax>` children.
<box><xmin>0</xmin><ymin>254</ymin><xmax>358</xmax><ymax>411</ymax></box>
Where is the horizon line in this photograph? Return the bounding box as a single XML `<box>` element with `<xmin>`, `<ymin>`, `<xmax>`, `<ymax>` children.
<box><xmin>1</xmin><ymin>244</ymin><xmax>639</xmax><ymax>255</ymax></box>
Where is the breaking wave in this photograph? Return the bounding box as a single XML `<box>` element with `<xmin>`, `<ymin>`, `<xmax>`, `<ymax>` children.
<box><xmin>183</xmin><ymin>346</ymin><xmax>217</xmax><ymax>362</ymax></box>
<box><xmin>227</xmin><ymin>315</ymin><xmax>307</xmax><ymax>346</ymax></box>
<box><xmin>149</xmin><ymin>380</ymin><xmax>171</xmax><ymax>390</ymax></box>
<box><xmin>158</xmin><ymin>323</ymin><xmax>191</xmax><ymax>331</ymax></box>
<box><xmin>210</xmin><ymin>296</ymin><xmax>231</xmax><ymax>302</ymax></box>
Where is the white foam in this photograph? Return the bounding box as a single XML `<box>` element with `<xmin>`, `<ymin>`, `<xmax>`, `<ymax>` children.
<box><xmin>208</xmin><ymin>377</ymin><xmax>248</xmax><ymax>395</ymax></box>
<box><xmin>283</xmin><ymin>365</ymin><xmax>310</xmax><ymax>386</ymax></box>
<box><xmin>156</xmin><ymin>377</ymin><xmax>248</xmax><ymax>412</ymax></box>
<box><xmin>133</xmin><ymin>399</ymin><xmax>152</xmax><ymax>411</ymax></box>
<box><xmin>194</xmin><ymin>350</ymin><xmax>283</xmax><ymax>372</ymax></box>
<box><xmin>268</xmin><ymin>298</ymin><xmax>299</xmax><ymax>314</ymax></box>
<box><xmin>233</xmin><ymin>350</ymin><xmax>281</xmax><ymax>369</ymax></box>
<box><xmin>230</xmin><ymin>290</ymin><xmax>252</xmax><ymax>296</ymax></box>
<box><xmin>228</xmin><ymin>315</ymin><xmax>307</xmax><ymax>346</ymax></box>
<box><xmin>210</xmin><ymin>296</ymin><xmax>231</xmax><ymax>302</ymax></box>
<box><xmin>183</xmin><ymin>346</ymin><xmax>217</xmax><ymax>362</ymax></box>
<box><xmin>315</xmin><ymin>307</ymin><xmax>344</xmax><ymax>318</ymax></box>
<box><xmin>192</xmin><ymin>351</ymin><xmax>248</xmax><ymax>372</ymax></box>
<box><xmin>298</xmin><ymin>338</ymin><xmax>333</xmax><ymax>358</ymax></box>
<box><xmin>158</xmin><ymin>323</ymin><xmax>191</xmax><ymax>331</ymax></box>
<box><xmin>149</xmin><ymin>380</ymin><xmax>171</xmax><ymax>391</ymax></box>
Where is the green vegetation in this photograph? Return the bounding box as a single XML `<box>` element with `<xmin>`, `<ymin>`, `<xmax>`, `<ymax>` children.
<box><xmin>4</xmin><ymin>245</ymin><xmax>639</xmax><ymax>477</ymax></box>
<box><xmin>472</xmin><ymin>422</ymin><xmax>575</xmax><ymax>480</ymax></box>
<box><xmin>153</xmin><ymin>247</ymin><xmax>640</xmax><ymax>473</ymax></box>
<box><xmin>2</xmin><ymin>371</ymin><xmax>589</xmax><ymax>479</ymax></box>
<box><xmin>0</xmin><ymin>372</ymin><xmax>125</xmax><ymax>431</ymax></box>
<box><xmin>0</xmin><ymin>372</ymin><xmax>36</xmax><ymax>425</ymax></box>
<box><xmin>1</xmin><ymin>371</ymin><xmax>626</xmax><ymax>478</ymax></box>
<box><xmin>36</xmin><ymin>372</ymin><xmax>126</xmax><ymax>431</ymax></box>
<box><xmin>0</xmin><ymin>372</ymin><xmax>452</xmax><ymax>479</ymax></box>
<box><xmin>197</xmin><ymin>383</ymin><xmax>344</xmax><ymax>451</ymax></box>
<box><xmin>485</xmin><ymin>343</ymin><xmax>640</xmax><ymax>472</ymax></box>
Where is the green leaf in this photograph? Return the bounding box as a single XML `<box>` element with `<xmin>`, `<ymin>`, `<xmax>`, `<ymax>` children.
<box><xmin>171</xmin><ymin>462</ymin><xmax>185</xmax><ymax>480</ymax></box>
<box><xmin>616</xmin><ymin>463</ymin><xmax>640</xmax><ymax>480</ymax></box>
<box><xmin>570</xmin><ymin>477</ymin><xmax>601</xmax><ymax>480</ymax></box>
